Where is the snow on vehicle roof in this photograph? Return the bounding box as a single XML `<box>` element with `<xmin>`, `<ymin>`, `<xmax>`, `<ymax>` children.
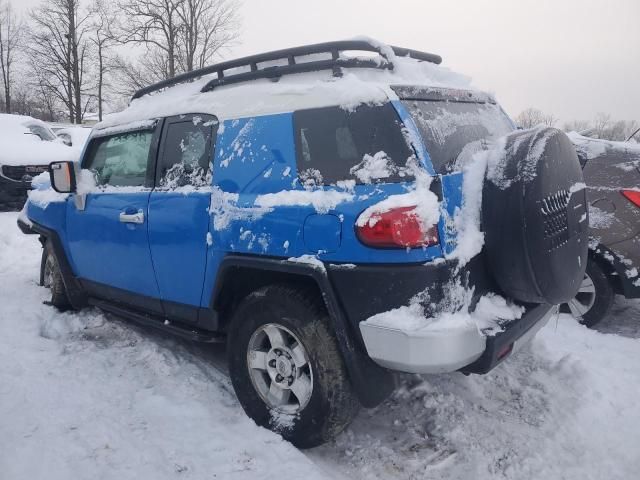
<box><xmin>95</xmin><ymin>39</ymin><xmax>475</xmax><ymax>131</ymax></box>
<box><xmin>0</xmin><ymin>114</ymin><xmax>78</xmax><ymax>166</ymax></box>
<box><xmin>0</xmin><ymin>113</ymin><xmax>52</xmax><ymax>134</ymax></box>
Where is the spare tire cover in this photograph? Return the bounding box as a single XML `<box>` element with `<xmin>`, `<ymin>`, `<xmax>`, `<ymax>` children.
<box><xmin>482</xmin><ymin>127</ymin><xmax>588</xmax><ymax>304</ymax></box>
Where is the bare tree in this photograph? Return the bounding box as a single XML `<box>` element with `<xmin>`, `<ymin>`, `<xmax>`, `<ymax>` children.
<box><xmin>592</xmin><ymin>112</ymin><xmax>611</xmax><ymax>139</ymax></box>
<box><xmin>0</xmin><ymin>0</ymin><xmax>21</xmax><ymax>113</ymax></box>
<box><xmin>28</xmin><ymin>0</ymin><xmax>93</xmax><ymax>123</ymax></box>
<box><xmin>118</xmin><ymin>0</ymin><xmax>184</xmax><ymax>78</ymax></box>
<box><xmin>90</xmin><ymin>0</ymin><xmax>118</xmax><ymax>121</ymax></box>
<box><xmin>563</xmin><ymin>119</ymin><xmax>592</xmax><ymax>134</ymax></box>
<box><xmin>176</xmin><ymin>0</ymin><xmax>239</xmax><ymax>72</ymax></box>
<box><xmin>118</xmin><ymin>0</ymin><xmax>240</xmax><ymax>83</ymax></box>
<box><xmin>515</xmin><ymin>108</ymin><xmax>557</xmax><ymax>129</ymax></box>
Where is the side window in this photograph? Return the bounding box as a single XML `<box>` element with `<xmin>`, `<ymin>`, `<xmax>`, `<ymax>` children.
<box><xmin>84</xmin><ymin>130</ymin><xmax>154</xmax><ymax>187</ymax></box>
<box><xmin>157</xmin><ymin>118</ymin><xmax>215</xmax><ymax>188</ymax></box>
<box><xmin>293</xmin><ymin>104</ymin><xmax>415</xmax><ymax>185</ymax></box>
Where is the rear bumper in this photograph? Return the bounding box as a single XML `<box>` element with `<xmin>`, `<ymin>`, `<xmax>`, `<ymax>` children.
<box><xmin>360</xmin><ymin>303</ymin><xmax>555</xmax><ymax>374</ymax></box>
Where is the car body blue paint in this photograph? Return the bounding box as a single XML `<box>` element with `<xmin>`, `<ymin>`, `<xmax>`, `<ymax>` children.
<box><xmin>148</xmin><ymin>191</ymin><xmax>211</xmax><ymax>308</ymax></box>
<box><xmin>439</xmin><ymin>172</ymin><xmax>464</xmax><ymax>256</ymax></box>
<box><xmin>304</xmin><ymin>214</ymin><xmax>342</xmax><ymax>253</ymax></box>
<box><xmin>214</xmin><ymin>114</ymin><xmax>297</xmax><ymax>194</ymax></box>
<box><xmin>26</xmin><ymin>98</ymin><xmax>465</xmax><ymax>314</ymax></box>
<box><xmin>65</xmin><ymin>191</ymin><xmax>161</xmax><ymax>299</ymax></box>
<box><xmin>391</xmin><ymin>100</ymin><xmax>436</xmax><ymax>175</ymax></box>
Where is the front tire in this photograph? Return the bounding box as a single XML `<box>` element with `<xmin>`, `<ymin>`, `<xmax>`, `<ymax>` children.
<box><xmin>227</xmin><ymin>284</ymin><xmax>359</xmax><ymax>448</ymax></box>
<box><xmin>562</xmin><ymin>260</ymin><xmax>614</xmax><ymax>328</ymax></box>
<box><xmin>40</xmin><ymin>241</ymin><xmax>70</xmax><ymax>309</ymax></box>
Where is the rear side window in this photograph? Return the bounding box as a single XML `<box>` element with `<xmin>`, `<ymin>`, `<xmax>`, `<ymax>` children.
<box><xmin>84</xmin><ymin>130</ymin><xmax>154</xmax><ymax>187</ymax></box>
<box><xmin>156</xmin><ymin>117</ymin><xmax>216</xmax><ymax>188</ymax></box>
<box><xmin>401</xmin><ymin>100</ymin><xmax>514</xmax><ymax>174</ymax></box>
<box><xmin>293</xmin><ymin>104</ymin><xmax>415</xmax><ymax>185</ymax></box>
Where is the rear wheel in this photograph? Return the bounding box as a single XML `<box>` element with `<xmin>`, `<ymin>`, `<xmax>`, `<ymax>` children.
<box><xmin>561</xmin><ymin>260</ymin><xmax>613</xmax><ymax>327</ymax></box>
<box><xmin>227</xmin><ymin>284</ymin><xmax>359</xmax><ymax>448</ymax></box>
<box><xmin>40</xmin><ymin>241</ymin><xmax>70</xmax><ymax>309</ymax></box>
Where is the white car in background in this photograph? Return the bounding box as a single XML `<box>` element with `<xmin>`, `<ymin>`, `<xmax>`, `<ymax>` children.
<box><xmin>0</xmin><ymin>114</ymin><xmax>80</xmax><ymax>210</ymax></box>
<box><xmin>49</xmin><ymin>122</ymin><xmax>93</xmax><ymax>150</ymax></box>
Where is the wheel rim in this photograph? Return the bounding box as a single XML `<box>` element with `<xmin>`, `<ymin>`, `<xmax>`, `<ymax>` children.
<box><xmin>246</xmin><ymin>323</ymin><xmax>313</xmax><ymax>413</ymax></box>
<box><xmin>566</xmin><ymin>273</ymin><xmax>596</xmax><ymax>318</ymax></box>
<box><xmin>43</xmin><ymin>254</ymin><xmax>56</xmax><ymax>288</ymax></box>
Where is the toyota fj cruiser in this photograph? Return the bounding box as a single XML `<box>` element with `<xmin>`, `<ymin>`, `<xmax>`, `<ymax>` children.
<box><xmin>18</xmin><ymin>40</ymin><xmax>589</xmax><ymax>448</ymax></box>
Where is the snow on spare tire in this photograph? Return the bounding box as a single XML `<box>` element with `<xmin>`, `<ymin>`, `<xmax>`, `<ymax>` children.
<box><xmin>482</xmin><ymin>127</ymin><xmax>589</xmax><ymax>305</ymax></box>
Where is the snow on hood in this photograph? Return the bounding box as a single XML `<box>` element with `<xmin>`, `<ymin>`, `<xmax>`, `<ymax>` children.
<box><xmin>95</xmin><ymin>38</ymin><xmax>475</xmax><ymax>129</ymax></box>
<box><xmin>0</xmin><ymin>114</ymin><xmax>78</xmax><ymax>166</ymax></box>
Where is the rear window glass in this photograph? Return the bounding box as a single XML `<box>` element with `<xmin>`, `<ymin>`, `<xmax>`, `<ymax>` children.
<box><xmin>157</xmin><ymin>119</ymin><xmax>214</xmax><ymax>188</ymax></box>
<box><xmin>402</xmin><ymin>100</ymin><xmax>514</xmax><ymax>174</ymax></box>
<box><xmin>293</xmin><ymin>104</ymin><xmax>415</xmax><ymax>185</ymax></box>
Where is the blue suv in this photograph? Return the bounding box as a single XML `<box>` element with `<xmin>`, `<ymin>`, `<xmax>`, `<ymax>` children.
<box><xmin>18</xmin><ymin>41</ymin><xmax>589</xmax><ymax>448</ymax></box>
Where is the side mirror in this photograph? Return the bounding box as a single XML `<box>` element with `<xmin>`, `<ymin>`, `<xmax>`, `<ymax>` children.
<box><xmin>58</xmin><ymin>134</ymin><xmax>72</xmax><ymax>147</ymax></box>
<box><xmin>49</xmin><ymin>161</ymin><xmax>77</xmax><ymax>193</ymax></box>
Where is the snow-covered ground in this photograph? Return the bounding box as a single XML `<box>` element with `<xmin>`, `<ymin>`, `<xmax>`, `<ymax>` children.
<box><xmin>1</xmin><ymin>211</ymin><xmax>639</xmax><ymax>480</ymax></box>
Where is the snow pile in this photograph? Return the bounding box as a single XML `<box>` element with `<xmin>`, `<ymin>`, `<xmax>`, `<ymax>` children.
<box><xmin>0</xmin><ymin>212</ymin><xmax>328</xmax><ymax>480</ymax></box>
<box><xmin>364</xmin><ymin>277</ymin><xmax>523</xmax><ymax>336</ymax></box>
<box><xmin>349</xmin><ymin>151</ymin><xmax>397</xmax><ymax>183</ymax></box>
<box><xmin>311</xmin><ymin>315</ymin><xmax>640</xmax><ymax>480</ymax></box>
<box><xmin>355</xmin><ymin>162</ymin><xmax>439</xmax><ymax>231</ymax></box>
<box><xmin>255</xmin><ymin>189</ymin><xmax>354</xmax><ymax>215</ymax></box>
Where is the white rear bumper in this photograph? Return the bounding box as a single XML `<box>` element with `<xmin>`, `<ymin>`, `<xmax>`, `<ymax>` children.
<box><xmin>359</xmin><ymin>306</ymin><xmax>555</xmax><ymax>374</ymax></box>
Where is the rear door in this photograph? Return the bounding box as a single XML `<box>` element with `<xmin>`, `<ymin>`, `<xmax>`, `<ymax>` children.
<box><xmin>66</xmin><ymin>124</ymin><xmax>163</xmax><ymax>312</ymax></box>
<box><xmin>147</xmin><ymin>114</ymin><xmax>218</xmax><ymax>325</ymax></box>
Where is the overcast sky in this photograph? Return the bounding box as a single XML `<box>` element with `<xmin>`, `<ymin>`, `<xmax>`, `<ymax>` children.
<box><xmin>15</xmin><ymin>0</ymin><xmax>640</xmax><ymax>123</ymax></box>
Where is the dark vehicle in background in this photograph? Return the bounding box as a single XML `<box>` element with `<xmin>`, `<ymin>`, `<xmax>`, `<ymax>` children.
<box><xmin>563</xmin><ymin>133</ymin><xmax>640</xmax><ymax>326</ymax></box>
<box><xmin>0</xmin><ymin>114</ymin><xmax>78</xmax><ymax>210</ymax></box>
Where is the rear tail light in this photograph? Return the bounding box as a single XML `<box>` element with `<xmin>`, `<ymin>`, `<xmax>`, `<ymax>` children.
<box><xmin>356</xmin><ymin>205</ymin><xmax>439</xmax><ymax>248</ymax></box>
<box><xmin>621</xmin><ymin>190</ymin><xmax>640</xmax><ymax>209</ymax></box>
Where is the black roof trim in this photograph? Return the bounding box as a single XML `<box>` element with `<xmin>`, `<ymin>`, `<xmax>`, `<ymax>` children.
<box><xmin>131</xmin><ymin>40</ymin><xmax>442</xmax><ymax>101</ymax></box>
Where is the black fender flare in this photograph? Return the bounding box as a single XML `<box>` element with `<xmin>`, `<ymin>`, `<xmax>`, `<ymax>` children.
<box><xmin>589</xmin><ymin>241</ymin><xmax>640</xmax><ymax>299</ymax></box>
<box><xmin>17</xmin><ymin>217</ymin><xmax>87</xmax><ymax>309</ymax></box>
<box><xmin>211</xmin><ymin>255</ymin><xmax>395</xmax><ymax>408</ymax></box>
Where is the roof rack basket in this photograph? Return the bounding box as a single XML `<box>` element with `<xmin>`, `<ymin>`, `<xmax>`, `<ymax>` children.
<box><xmin>131</xmin><ymin>40</ymin><xmax>442</xmax><ymax>101</ymax></box>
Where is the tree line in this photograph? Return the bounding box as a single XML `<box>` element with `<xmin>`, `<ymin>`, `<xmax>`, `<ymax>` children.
<box><xmin>0</xmin><ymin>0</ymin><xmax>240</xmax><ymax>123</ymax></box>
<box><xmin>516</xmin><ymin>108</ymin><xmax>639</xmax><ymax>142</ymax></box>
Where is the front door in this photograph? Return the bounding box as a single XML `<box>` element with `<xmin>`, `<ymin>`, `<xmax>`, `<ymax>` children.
<box><xmin>147</xmin><ymin>114</ymin><xmax>218</xmax><ymax>324</ymax></box>
<box><xmin>66</xmin><ymin>124</ymin><xmax>163</xmax><ymax>312</ymax></box>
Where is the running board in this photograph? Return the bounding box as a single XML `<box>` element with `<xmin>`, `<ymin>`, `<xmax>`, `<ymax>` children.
<box><xmin>88</xmin><ymin>298</ymin><xmax>225</xmax><ymax>344</ymax></box>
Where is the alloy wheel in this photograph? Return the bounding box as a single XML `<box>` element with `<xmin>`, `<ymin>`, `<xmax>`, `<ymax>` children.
<box><xmin>246</xmin><ymin>323</ymin><xmax>313</xmax><ymax>413</ymax></box>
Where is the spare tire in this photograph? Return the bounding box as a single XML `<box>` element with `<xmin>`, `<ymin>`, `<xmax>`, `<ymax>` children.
<box><xmin>482</xmin><ymin>127</ymin><xmax>588</xmax><ymax>305</ymax></box>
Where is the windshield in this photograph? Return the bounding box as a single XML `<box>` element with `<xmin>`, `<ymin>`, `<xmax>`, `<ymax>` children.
<box><xmin>24</xmin><ymin>122</ymin><xmax>57</xmax><ymax>141</ymax></box>
<box><xmin>401</xmin><ymin>99</ymin><xmax>514</xmax><ymax>174</ymax></box>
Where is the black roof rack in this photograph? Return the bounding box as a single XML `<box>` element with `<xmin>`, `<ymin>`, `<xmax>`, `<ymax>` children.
<box><xmin>131</xmin><ymin>40</ymin><xmax>442</xmax><ymax>101</ymax></box>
